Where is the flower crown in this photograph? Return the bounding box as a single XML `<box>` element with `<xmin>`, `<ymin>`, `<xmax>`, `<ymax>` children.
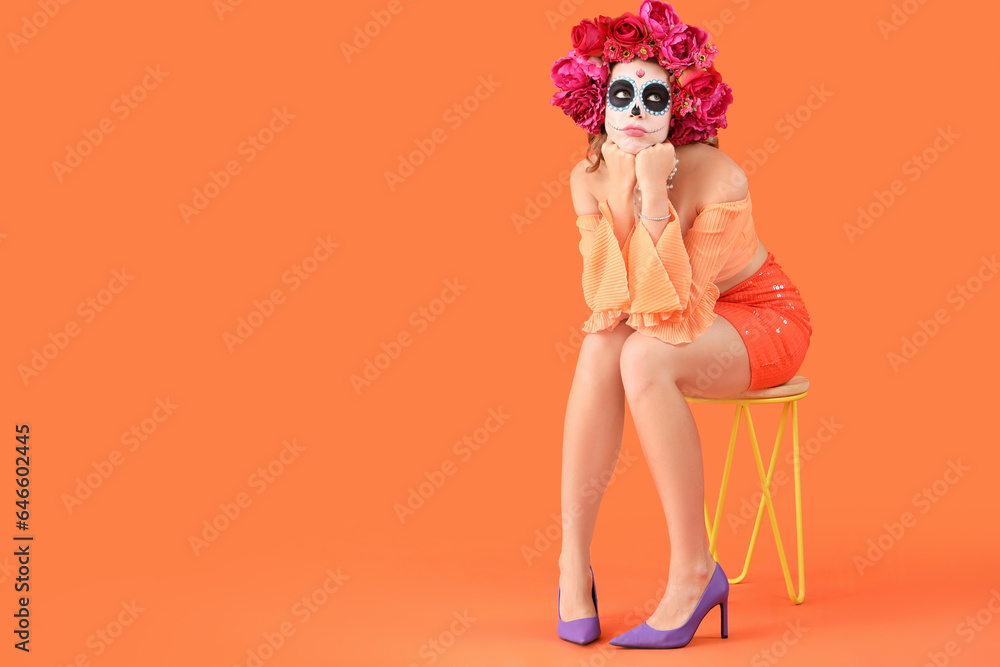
<box><xmin>549</xmin><ymin>0</ymin><xmax>733</xmax><ymax>145</ymax></box>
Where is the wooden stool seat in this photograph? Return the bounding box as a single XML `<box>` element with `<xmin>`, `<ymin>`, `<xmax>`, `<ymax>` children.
<box><xmin>683</xmin><ymin>375</ymin><xmax>809</xmax><ymax>402</ymax></box>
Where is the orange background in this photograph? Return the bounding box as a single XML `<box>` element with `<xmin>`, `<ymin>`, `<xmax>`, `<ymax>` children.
<box><xmin>3</xmin><ymin>0</ymin><xmax>1000</xmax><ymax>665</ymax></box>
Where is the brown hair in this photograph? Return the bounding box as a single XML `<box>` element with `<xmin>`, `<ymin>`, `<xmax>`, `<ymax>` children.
<box><xmin>583</xmin><ymin>132</ymin><xmax>720</xmax><ymax>173</ymax></box>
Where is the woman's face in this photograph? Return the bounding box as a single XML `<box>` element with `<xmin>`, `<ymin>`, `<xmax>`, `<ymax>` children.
<box><xmin>604</xmin><ymin>59</ymin><xmax>673</xmax><ymax>155</ymax></box>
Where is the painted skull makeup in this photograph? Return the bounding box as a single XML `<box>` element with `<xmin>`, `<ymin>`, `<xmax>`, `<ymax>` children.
<box><xmin>607</xmin><ymin>75</ymin><xmax>671</xmax><ymax>116</ymax></box>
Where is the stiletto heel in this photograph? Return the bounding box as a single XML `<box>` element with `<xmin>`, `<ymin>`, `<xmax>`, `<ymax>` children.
<box><xmin>609</xmin><ymin>562</ymin><xmax>730</xmax><ymax>649</ymax></box>
<box><xmin>557</xmin><ymin>564</ymin><xmax>601</xmax><ymax>645</ymax></box>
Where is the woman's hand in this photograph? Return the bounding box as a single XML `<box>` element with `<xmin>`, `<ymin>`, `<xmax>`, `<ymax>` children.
<box><xmin>635</xmin><ymin>141</ymin><xmax>676</xmax><ymax>195</ymax></box>
<box><xmin>601</xmin><ymin>139</ymin><xmax>637</xmax><ymax>199</ymax></box>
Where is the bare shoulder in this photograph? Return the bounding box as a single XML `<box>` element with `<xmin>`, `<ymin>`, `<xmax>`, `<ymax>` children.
<box><xmin>570</xmin><ymin>157</ymin><xmax>601</xmax><ymax>217</ymax></box>
<box><xmin>683</xmin><ymin>143</ymin><xmax>749</xmax><ymax>210</ymax></box>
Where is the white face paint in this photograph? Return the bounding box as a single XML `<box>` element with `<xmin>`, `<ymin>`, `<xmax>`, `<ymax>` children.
<box><xmin>604</xmin><ymin>59</ymin><xmax>673</xmax><ymax>154</ymax></box>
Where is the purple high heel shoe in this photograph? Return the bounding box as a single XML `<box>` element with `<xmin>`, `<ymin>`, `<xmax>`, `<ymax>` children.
<box><xmin>609</xmin><ymin>562</ymin><xmax>729</xmax><ymax>649</ymax></box>
<box><xmin>557</xmin><ymin>564</ymin><xmax>601</xmax><ymax>645</ymax></box>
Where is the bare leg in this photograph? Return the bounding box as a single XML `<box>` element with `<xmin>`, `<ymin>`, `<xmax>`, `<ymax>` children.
<box><xmin>558</xmin><ymin>321</ymin><xmax>634</xmax><ymax>621</ymax></box>
<box><xmin>618</xmin><ymin>316</ymin><xmax>751</xmax><ymax>630</ymax></box>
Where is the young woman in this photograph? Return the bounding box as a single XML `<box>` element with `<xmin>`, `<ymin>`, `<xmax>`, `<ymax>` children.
<box><xmin>550</xmin><ymin>2</ymin><xmax>813</xmax><ymax>649</ymax></box>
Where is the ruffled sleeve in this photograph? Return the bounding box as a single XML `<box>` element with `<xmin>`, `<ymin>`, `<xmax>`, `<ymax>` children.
<box><xmin>576</xmin><ymin>199</ymin><xmax>635</xmax><ymax>333</ymax></box>
<box><xmin>625</xmin><ymin>192</ymin><xmax>752</xmax><ymax>344</ymax></box>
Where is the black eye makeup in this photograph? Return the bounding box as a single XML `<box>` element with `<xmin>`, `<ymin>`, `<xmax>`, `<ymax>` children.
<box><xmin>641</xmin><ymin>82</ymin><xmax>670</xmax><ymax>113</ymax></box>
<box><xmin>608</xmin><ymin>79</ymin><xmax>634</xmax><ymax>108</ymax></box>
<box><xmin>606</xmin><ymin>75</ymin><xmax>672</xmax><ymax>116</ymax></box>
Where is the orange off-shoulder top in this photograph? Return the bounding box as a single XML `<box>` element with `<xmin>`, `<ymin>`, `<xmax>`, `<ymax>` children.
<box><xmin>575</xmin><ymin>191</ymin><xmax>758</xmax><ymax>344</ymax></box>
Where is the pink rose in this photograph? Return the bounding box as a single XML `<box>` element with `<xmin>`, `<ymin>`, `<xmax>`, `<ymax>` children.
<box><xmin>659</xmin><ymin>23</ymin><xmax>711</xmax><ymax>69</ymax></box>
<box><xmin>576</xmin><ymin>54</ymin><xmax>608</xmax><ymax>83</ymax></box>
<box><xmin>698</xmin><ymin>80</ymin><xmax>732</xmax><ymax>125</ymax></box>
<box><xmin>670</xmin><ymin>117</ymin><xmax>713</xmax><ymax>145</ymax></box>
<box><xmin>551</xmin><ymin>84</ymin><xmax>606</xmax><ymax>134</ymax></box>
<box><xmin>570</xmin><ymin>16</ymin><xmax>611</xmax><ymax>57</ymax></box>
<box><xmin>639</xmin><ymin>0</ymin><xmax>682</xmax><ymax>41</ymax></box>
<box><xmin>670</xmin><ymin>106</ymin><xmax>720</xmax><ymax>144</ymax></box>
<box><xmin>550</xmin><ymin>51</ymin><xmax>590</xmax><ymax>90</ymax></box>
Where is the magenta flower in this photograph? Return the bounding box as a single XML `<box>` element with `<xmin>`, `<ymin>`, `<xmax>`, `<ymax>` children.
<box><xmin>551</xmin><ymin>84</ymin><xmax>606</xmax><ymax>135</ymax></box>
<box><xmin>660</xmin><ymin>23</ymin><xmax>713</xmax><ymax>69</ymax></box>
<box><xmin>549</xmin><ymin>1</ymin><xmax>733</xmax><ymax>144</ymax></box>
<box><xmin>550</xmin><ymin>51</ymin><xmax>591</xmax><ymax>90</ymax></box>
<box><xmin>639</xmin><ymin>0</ymin><xmax>682</xmax><ymax>40</ymax></box>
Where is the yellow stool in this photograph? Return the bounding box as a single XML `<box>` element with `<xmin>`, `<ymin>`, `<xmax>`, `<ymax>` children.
<box><xmin>684</xmin><ymin>374</ymin><xmax>809</xmax><ymax>604</ymax></box>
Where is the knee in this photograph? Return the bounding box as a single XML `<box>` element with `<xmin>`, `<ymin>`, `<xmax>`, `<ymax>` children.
<box><xmin>582</xmin><ymin>325</ymin><xmax>627</xmax><ymax>349</ymax></box>
<box><xmin>619</xmin><ymin>333</ymin><xmax>679</xmax><ymax>398</ymax></box>
<box><xmin>577</xmin><ymin>328</ymin><xmax>630</xmax><ymax>382</ymax></box>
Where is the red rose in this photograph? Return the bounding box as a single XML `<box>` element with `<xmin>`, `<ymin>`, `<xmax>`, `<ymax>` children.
<box><xmin>570</xmin><ymin>16</ymin><xmax>611</xmax><ymax>57</ymax></box>
<box><xmin>607</xmin><ymin>12</ymin><xmax>649</xmax><ymax>52</ymax></box>
<box><xmin>679</xmin><ymin>66</ymin><xmax>722</xmax><ymax>100</ymax></box>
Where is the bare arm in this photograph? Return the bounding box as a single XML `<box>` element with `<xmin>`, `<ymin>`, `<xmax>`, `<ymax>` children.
<box><xmin>600</xmin><ymin>141</ymin><xmax>639</xmax><ymax>251</ymax></box>
<box><xmin>570</xmin><ymin>157</ymin><xmax>632</xmax><ymax>332</ymax></box>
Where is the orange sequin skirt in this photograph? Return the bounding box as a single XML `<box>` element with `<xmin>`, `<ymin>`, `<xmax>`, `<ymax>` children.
<box><xmin>714</xmin><ymin>251</ymin><xmax>813</xmax><ymax>391</ymax></box>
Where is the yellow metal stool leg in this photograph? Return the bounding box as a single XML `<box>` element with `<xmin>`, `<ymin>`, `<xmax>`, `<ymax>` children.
<box><xmin>732</xmin><ymin>402</ymin><xmax>788</xmax><ymax>584</ymax></box>
<box><xmin>701</xmin><ymin>396</ymin><xmax>806</xmax><ymax>604</ymax></box>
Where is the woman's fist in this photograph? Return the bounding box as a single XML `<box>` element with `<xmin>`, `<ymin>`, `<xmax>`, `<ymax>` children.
<box><xmin>601</xmin><ymin>139</ymin><xmax>637</xmax><ymax>197</ymax></box>
<box><xmin>634</xmin><ymin>141</ymin><xmax>676</xmax><ymax>192</ymax></box>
